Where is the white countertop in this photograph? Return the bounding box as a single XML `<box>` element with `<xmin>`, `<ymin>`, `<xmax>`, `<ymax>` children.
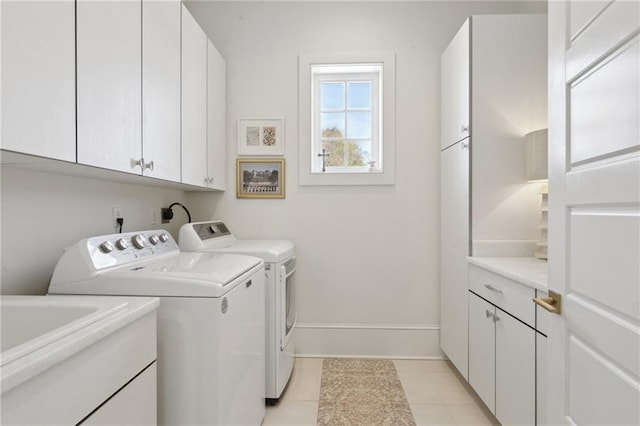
<box><xmin>467</xmin><ymin>257</ymin><xmax>548</xmax><ymax>291</ymax></box>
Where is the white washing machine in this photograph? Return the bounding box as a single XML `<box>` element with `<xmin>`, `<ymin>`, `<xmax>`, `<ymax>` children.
<box><xmin>179</xmin><ymin>221</ymin><xmax>296</xmax><ymax>401</ymax></box>
<box><xmin>48</xmin><ymin>230</ymin><xmax>266</xmax><ymax>426</ymax></box>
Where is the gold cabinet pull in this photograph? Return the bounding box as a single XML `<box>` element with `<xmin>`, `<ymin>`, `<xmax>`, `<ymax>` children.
<box><xmin>533</xmin><ymin>290</ymin><xmax>562</xmax><ymax>314</ymax></box>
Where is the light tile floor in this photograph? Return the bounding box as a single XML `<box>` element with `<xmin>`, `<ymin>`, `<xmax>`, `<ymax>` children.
<box><xmin>262</xmin><ymin>358</ymin><xmax>500</xmax><ymax>426</ymax></box>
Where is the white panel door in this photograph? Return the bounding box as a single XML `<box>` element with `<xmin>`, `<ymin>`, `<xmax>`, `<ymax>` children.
<box><xmin>77</xmin><ymin>0</ymin><xmax>142</xmax><ymax>174</ymax></box>
<box><xmin>440</xmin><ymin>19</ymin><xmax>469</xmax><ymax>150</ymax></box>
<box><xmin>547</xmin><ymin>1</ymin><xmax>640</xmax><ymax>424</ymax></box>
<box><xmin>440</xmin><ymin>140</ymin><xmax>470</xmax><ymax>379</ymax></box>
<box><xmin>207</xmin><ymin>40</ymin><xmax>227</xmax><ymax>190</ymax></box>
<box><xmin>1</xmin><ymin>0</ymin><xmax>75</xmax><ymax>161</ymax></box>
<box><xmin>142</xmin><ymin>0</ymin><xmax>181</xmax><ymax>182</ymax></box>
<box><xmin>181</xmin><ymin>4</ymin><xmax>208</xmax><ymax>187</ymax></box>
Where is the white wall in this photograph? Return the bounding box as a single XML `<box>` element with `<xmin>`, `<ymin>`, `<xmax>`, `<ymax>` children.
<box><xmin>186</xmin><ymin>1</ymin><xmax>546</xmax><ymax>358</ymax></box>
<box><xmin>1</xmin><ymin>166</ymin><xmax>187</xmax><ymax>295</ymax></box>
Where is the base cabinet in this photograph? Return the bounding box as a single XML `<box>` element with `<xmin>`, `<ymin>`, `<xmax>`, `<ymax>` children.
<box><xmin>468</xmin><ymin>294</ymin><xmax>495</xmax><ymax>410</ymax></box>
<box><xmin>469</xmin><ymin>291</ymin><xmax>536</xmax><ymax>425</ymax></box>
<box><xmin>495</xmin><ymin>306</ymin><xmax>536</xmax><ymax>425</ymax></box>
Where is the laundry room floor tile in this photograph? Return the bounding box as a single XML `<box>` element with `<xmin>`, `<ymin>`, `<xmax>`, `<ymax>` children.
<box><xmin>264</xmin><ymin>358</ymin><xmax>498</xmax><ymax>426</ymax></box>
<box><xmin>263</xmin><ymin>401</ymin><xmax>318</xmax><ymax>426</ymax></box>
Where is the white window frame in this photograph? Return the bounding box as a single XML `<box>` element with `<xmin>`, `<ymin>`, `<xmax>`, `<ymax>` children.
<box><xmin>299</xmin><ymin>52</ymin><xmax>396</xmax><ymax>185</ymax></box>
<box><xmin>313</xmin><ymin>67</ymin><xmax>380</xmax><ymax>173</ymax></box>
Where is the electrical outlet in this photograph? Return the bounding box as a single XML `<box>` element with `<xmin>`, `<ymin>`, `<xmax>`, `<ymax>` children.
<box><xmin>151</xmin><ymin>209</ymin><xmax>158</xmax><ymax>225</ymax></box>
<box><xmin>112</xmin><ymin>207</ymin><xmax>122</xmax><ymax>228</ymax></box>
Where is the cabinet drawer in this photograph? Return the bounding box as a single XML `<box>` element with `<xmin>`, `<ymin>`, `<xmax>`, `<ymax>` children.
<box><xmin>469</xmin><ymin>264</ymin><xmax>535</xmax><ymax>327</ymax></box>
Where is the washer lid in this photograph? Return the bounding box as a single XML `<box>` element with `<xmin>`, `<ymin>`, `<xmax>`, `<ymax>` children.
<box><xmin>201</xmin><ymin>239</ymin><xmax>294</xmax><ymax>263</ymax></box>
<box><xmin>50</xmin><ymin>253</ymin><xmax>263</xmax><ymax>298</ymax></box>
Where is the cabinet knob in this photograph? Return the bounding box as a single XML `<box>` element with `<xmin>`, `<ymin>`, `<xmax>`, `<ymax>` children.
<box><xmin>461</xmin><ymin>125</ymin><xmax>469</xmax><ymax>133</ymax></box>
<box><xmin>493</xmin><ymin>313</ymin><xmax>501</xmax><ymax>323</ymax></box>
<box><xmin>461</xmin><ymin>140</ymin><xmax>469</xmax><ymax>149</ymax></box>
<box><xmin>144</xmin><ymin>160</ymin><xmax>154</xmax><ymax>171</ymax></box>
<box><xmin>485</xmin><ymin>309</ymin><xmax>493</xmax><ymax>319</ymax></box>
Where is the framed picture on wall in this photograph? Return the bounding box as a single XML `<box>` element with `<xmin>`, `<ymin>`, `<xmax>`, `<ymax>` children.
<box><xmin>237</xmin><ymin>118</ymin><xmax>285</xmax><ymax>156</ymax></box>
<box><xmin>236</xmin><ymin>158</ymin><xmax>285</xmax><ymax>199</ymax></box>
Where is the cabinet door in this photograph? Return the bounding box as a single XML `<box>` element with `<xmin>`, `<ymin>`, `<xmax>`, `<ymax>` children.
<box><xmin>440</xmin><ymin>142</ymin><xmax>470</xmax><ymax>378</ymax></box>
<box><xmin>440</xmin><ymin>18</ymin><xmax>470</xmax><ymax>150</ymax></box>
<box><xmin>83</xmin><ymin>364</ymin><xmax>157</xmax><ymax>425</ymax></box>
<box><xmin>1</xmin><ymin>0</ymin><xmax>75</xmax><ymax>161</ymax></box>
<box><xmin>77</xmin><ymin>0</ymin><xmax>142</xmax><ymax>174</ymax></box>
<box><xmin>468</xmin><ymin>293</ymin><xmax>495</xmax><ymax>412</ymax></box>
<box><xmin>181</xmin><ymin>4</ymin><xmax>208</xmax><ymax>187</ymax></box>
<box><xmin>495</xmin><ymin>309</ymin><xmax>536</xmax><ymax>425</ymax></box>
<box><xmin>142</xmin><ymin>0</ymin><xmax>181</xmax><ymax>182</ymax></box>
<box><xmin>207</xmin><ymin>40</ymin><xmax>227</xmax><ymax>190</ymax></box>
<box><xmin>536</xmin><ymin>332</ymin><xmax>547</xmax><ymax>426</ymax></box>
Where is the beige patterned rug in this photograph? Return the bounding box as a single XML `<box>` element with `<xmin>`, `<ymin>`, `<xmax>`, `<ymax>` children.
<box><xmin>317</xmin><ymin>358</ymin><xmax>416</xmax><ymax>426</ymax></box>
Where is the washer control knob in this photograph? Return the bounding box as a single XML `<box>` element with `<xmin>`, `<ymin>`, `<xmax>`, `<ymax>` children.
<box><xmin>132</xmin><ymin>234</ymin><xmax>147</xmax><ymax>249</ymax></box>
<box><xmin>158</xmin><ymin>233</ymin><xmax>169</xmax><ymax>243</ymax></box>
<box><xmin>149</xmin><ymin>234</ymin><xmax>160</xmax><ymax>245</ymax></box>
<box><xmin>99</xmin><ymin>241</ymin><xmax>115</xmax><ymax>253</ymax></box>
<box><xmin>115</xmin><ymin>238</ymin><xmax>128</xmax><ymax>250</ymax></box>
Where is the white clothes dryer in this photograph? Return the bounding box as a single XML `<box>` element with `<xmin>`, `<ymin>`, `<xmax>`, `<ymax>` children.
<box><xmin>179</xmin><ymin>221</ymin><xmax>296</xmax><ymax>401</ymax></box>
<box><xmin>48</xmin><ymin>230</ymin><xmax>265</xmax><ymax>426</ymax></box>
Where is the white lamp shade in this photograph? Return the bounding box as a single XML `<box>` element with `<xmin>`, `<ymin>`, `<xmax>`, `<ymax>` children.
<box><xmin>525</xmin><ymin>128</ymin><xmax>548</xmax><ymax>182</ymax></box>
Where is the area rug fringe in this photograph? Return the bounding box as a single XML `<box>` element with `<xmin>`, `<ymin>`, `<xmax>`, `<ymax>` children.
<box><xmin>316</xmin><ymin>358</ymin><xmax>416</xmax><ymax>426</ymax></box>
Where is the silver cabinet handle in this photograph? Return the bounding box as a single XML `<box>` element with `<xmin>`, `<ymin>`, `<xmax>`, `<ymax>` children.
<box><xmin>485</xmin><ymin>309</ymin><xmax>493</xmax><ymax>319</ymax></box>
<box><xmin>461</xmin><ymin>140</ymin><xmax>469</xmax><ymax>149</ymax></box>
<box><xmin>461</xmin><ymin>125</ymin><xmax>469</xmax><ymax>133</ymax></box>
<box><xmin>144</xmin><ymin>160</ymin><xmax>154</xmax><ymax>171</ymax></box>
<box><xmin>484</xmin><ymin>284</ymin><xmax>503</xmax><ymax>294</ymax></box>
<box><xmin>493</xmin><ymin>313</ymin><xmax>501</xmax><ymax>323</ymax></box>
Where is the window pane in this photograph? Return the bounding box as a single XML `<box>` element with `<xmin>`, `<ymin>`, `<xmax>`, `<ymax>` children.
<box><xmin>321</xmin><ymin>113</ymin><xmax>345</xmax><ymax>138</ymax></box>
<box><xmin>321</xmin><ymin>82</ymin><xmax>344</xmax><ymax>110</ymax></box>
<box><xmin>321</xmin><ymin>140</ymin><xmax>345</xmax><ymax>167</ymax></box>
<box><xmin>347</xmin><ymin>82</ymin><xmax>371</xmax><ymax>109</ymax></box>
<box><xmin>347</xmin><ymin>112</ymin><xmax>371</xmax><ymax>139</ymax></box>
<box><xmin>351</xmin><ymin>140</ymin><xmax>372</xmax><ymax>166</ymax></box>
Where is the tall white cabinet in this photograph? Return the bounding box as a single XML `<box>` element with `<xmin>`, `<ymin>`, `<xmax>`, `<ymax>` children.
<box><xmin>440</xmin><ymin>18</ymin><xmax>471</xmax><ymax>380</ymax></box>
<box><xmin>439</xmin><ymin>13</ymin><xmax>547</xmax><ymax>388</ymax></box>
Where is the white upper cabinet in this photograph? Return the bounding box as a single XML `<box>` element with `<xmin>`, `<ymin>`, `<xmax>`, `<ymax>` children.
<box><xmin>1</xmin><ymin>0</ymin><xmax>76</xmax><ymax>161</ymax></box>
<box><xmin>77</xmin><ymin>0</ymin><xmax>142</xmax><ymax>174</ymax></box>
<box><xmin>440</xmin><ymin>19</ymin><xmax>470</xmax><ymax>150</ymax></box>
<box><xmin>181</xmin><ymin>4</ymin><xmax>208</xmax><ymax>187</ymax></box>
<box><xmin>206</xmin><ymin>40</ymin><xmax>227</xmax><ymax>191</ymax></box>
<box><xmin>142</xmin><ymin>0</ymin><xmax>181</xmax><ymax>182</ymax></box>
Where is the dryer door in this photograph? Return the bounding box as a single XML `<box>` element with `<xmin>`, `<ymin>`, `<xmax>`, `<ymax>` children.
<box><xmin>280</xmin><ymin>257</ymin><xmax>296</xmax><ymax>350</ymax></box>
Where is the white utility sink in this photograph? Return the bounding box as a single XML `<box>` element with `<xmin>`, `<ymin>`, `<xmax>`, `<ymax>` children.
<box><xmin>1</xmin><ymin>295</ymin><xmax>159</xmax><ymax>425</ymax></box>
<box><xmin>1</xmin><ymin>298</ymin><xmax>127</xmax><ymax>364</ymax></box>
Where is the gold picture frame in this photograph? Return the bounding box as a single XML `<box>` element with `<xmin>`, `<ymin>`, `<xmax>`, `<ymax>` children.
<box><xmin>236</xmin><ymin>158</ymin><xmax>285</xmax><ymax>199</ymax></box>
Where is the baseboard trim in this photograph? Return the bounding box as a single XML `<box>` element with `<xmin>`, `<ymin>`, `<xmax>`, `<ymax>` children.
<box><xmin>294</xmin><ymin>322</ymin><xmax>443</xmax><ymax>359</ymax></box>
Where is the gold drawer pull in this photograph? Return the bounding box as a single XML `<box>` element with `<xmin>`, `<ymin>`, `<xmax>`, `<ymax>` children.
<box><xmin>533</xmin><ymin>290</ymin><xmax>562</xmax><ymax>314</ymax></box>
